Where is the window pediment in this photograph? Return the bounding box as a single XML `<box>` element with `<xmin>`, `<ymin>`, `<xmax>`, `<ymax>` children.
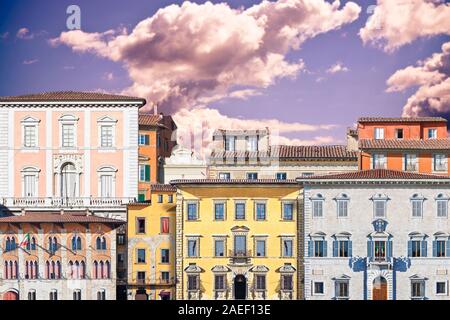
<box><xmin>21</xmin><ymin>116</ymin><xmax>40</xmax><ymax>124</ymax></box>
<box><xmin>58</xmin><ymin>114</ymin><xmax>79</xmax><ymax>122</ymax></box>
<box><xmin>97</xmin><ymin>116</ymin><xmax>117</xmax><ymax>123</ymax></box>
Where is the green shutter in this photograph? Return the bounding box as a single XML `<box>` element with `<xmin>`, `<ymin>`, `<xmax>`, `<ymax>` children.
<box><xmin>145</xmin><ymin>135</ymin><xmax>150</xmax><ymax>145</ymax></box>
<box><xmin>138</xmin><ymin>194</ymin><xmax>145</xmax><ymax>202</ymax></box>
<box><xmin>145</xmin><ymin>165</ymin><xmax>151</xmax><ymax>181</ymax></box>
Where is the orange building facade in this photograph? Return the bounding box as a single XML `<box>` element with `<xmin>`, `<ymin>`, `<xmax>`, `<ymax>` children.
<box><xmin>138</xmin><ymin>113</ymin><xmax>177</xmax><ymax>201</ymax></box>
<box><xmin>357</xmin><ymin>117</ymin><xmax>450</xmax><ymax>175</ymax></box>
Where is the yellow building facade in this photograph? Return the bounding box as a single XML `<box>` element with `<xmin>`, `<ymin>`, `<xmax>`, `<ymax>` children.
<box><xmin>172</xmin><ymin>179</ymin><xmax>300</xmax><ymax>300</ymax></box>
<box><xmin>127</xmin><ymin>184</ymin><xmax>176</xmax><ymax>300</ymax></box>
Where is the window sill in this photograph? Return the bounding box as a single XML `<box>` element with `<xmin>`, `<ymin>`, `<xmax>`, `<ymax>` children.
<box><xmin>20</xmin><ymin>147</ymin><xmax>40</xmax><ymax>153</ymax></box>
<box><xmin>98</xmin><ymin>148</ymin><xmax>117</xmax><ymax>153</ymax></box>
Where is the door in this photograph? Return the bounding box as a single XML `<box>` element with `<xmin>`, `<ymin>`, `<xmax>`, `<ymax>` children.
<box><xmin>234</xmin><ymin>235</ymin><xmax>246</xmax><ymax>256</ymax></box>
<box><xmin>234</xmin><ymin>275</ymin><xmax>247</xmax><ymax>300</ymax></box>
<box><xmin>61</xmin><ymin>163</ymin><xmax>77</xmax><ymax>198</ymax></box>
<box><xmin>373</xmin><ymin>276</ymin><xmax>387</xmax><ymax>300</ymax></box>
<box><xmin>3</xmin><ymin>291</ymin><xmax>19</xmax><ymax>300</ymax></box>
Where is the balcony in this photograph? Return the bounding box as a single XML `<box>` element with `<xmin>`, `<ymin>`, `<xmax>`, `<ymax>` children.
<box><xmin>128</xmin><ymin>277</ymin><xmax>175</xmax><ymax>287</ymax></box>
<box><xmin>228</xmin><ymin>249</ymin><xmax>252</xmax><ymax>265</ymax></box>
<box><xmin>368</xmin><ymin>256</ymin><xmax>393</xmax><ymax>269</ymax></box>
<box><xmin>1</xmin><ymin>197</ymin><xmax>136</xmax><ymax>209</ymax></box>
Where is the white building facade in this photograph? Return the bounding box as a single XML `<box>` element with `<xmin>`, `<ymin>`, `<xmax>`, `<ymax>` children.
<box><xmin>300</xmin><ymin>169</ymin><xmax>450</xmax><ymax>300</ymax></box>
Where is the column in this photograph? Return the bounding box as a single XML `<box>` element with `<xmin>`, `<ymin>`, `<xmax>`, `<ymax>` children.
<box><xmin>85</xmin><ymin>227</ymin><xmax>92</xmax><ymax>300</ymax></box>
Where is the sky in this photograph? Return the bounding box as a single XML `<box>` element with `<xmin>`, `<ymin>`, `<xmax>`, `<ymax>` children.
<box><xmin>0</xmin><ymin>0</ymin><xmax>449</xmax><ymax>156</ymax></box>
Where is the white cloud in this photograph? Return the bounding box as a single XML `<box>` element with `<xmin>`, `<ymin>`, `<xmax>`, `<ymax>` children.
<box><xmin>22</xmin><ymin>59</ymin><xmax>38</xmax><ymax>65</ymax></box>
<box><xmin>360</xmin><ymin>0</ymin><xmax>450</xmax><ymax>52</ymax></box>
<box><xmin>103</xmin><ymin>72</ymin><xmax>114</xmax><ymax>81</ymax></box>
<box><xmin>326</xmin><ymin>61</ymin><xmax>349</xmax><ymax>74</ymax></box>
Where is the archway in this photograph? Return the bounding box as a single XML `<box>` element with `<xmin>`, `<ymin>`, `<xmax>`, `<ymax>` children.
<box><xmin>373</xmin><ymin>276</ymin><xmax>387</xmax><ymax>300</ymax></box>
<box><xmin>234</xmin><ymin>274</ymin><xmax>247</xmax><ymax>300</ymax></box>
<box><xmin>3</xmin><ymin>290</ymin><xmax>19</xmax><ymax>300</ymax></box>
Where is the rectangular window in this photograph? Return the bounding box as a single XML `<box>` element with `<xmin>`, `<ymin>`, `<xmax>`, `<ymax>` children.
<box><xmin>314</xmin><ymin>282</ymin><xmax>324</xmax><ymax>295</ymax></box>
<box><xmin>139</xmin><ymin>164</ymin><xmax>151</xmax><ymax>182</ymax></box>
<box><xmin>187</xmin><ymin>239</ymin><xmax>198</xmax><ymax>257</ymax></box>
<box><xmin>28</xmin><ymin>290</ymin><xmax>36</xmax><ymax>300</ymax></box>
<box><xmin>314</xmin><ymin>240</ymin><xmax>325</xmax><ymax>257</ymax></box>
<box><xmin>161</xmin><ymin>271</ymin><xmax>170</xmax><ymax>283</ymax></box>
<box><xmin>434</xmin><ymin>154</ymin><xmax>447</xmax><ymax>172</ymax></box>
<box><xmin>336</xmin><ymin>240</ymin><xmax>349</xmax><ymax>257</ymax></box>
<box><xmin>405</xmin><ymin>154</ymin><xmax>417</xmax><ymax>171</ymax></box>
<box><xmin>255</xmin><ymin>239</ymin><xmax>266</xmax><ymax>257</ymax></box>
<box><xmin>161</xmin><ymin>217</ymin><xmax>169</xmax><ymax>234</ymax></box>
<box><xmin>161</xmin><ymin>249</ymin><xmax>170</xmax><ymax>263</ymax></box>
<box><xmin>255</xmin><ymin>203</ymin><xmax>266</xmax><ymax>220</ymax></box>
<box><xmin>374</xmin><ymin>128</ymin><xmax>384</xmax><ymax>139</ymax></box>
<box><xmin>214</xmin><ymin>203</ymin><xmax>225</xmax><ymax>220</ymax></box>
<box><xmin>373</xmin><ymin>153</ymin><xmax>386</xmax><ymax>169</ymax></box>
<box><xmin>411</xmin><ymin>281</ymin><xmax>425</xmax><ymax>299</ymax></box>
<box><xmin>246</xmin><ymin>136</ymin><xmax>258</xmax><ymax>152</ymax></box>
<box><xmin>437</xmin><ymin>200</ymin><xmax>448</xmax><ymax>217</ymax></box>
<box><xmin>374</xmin><ymin>200</ymin><xmax>386</xmax><ymax>218</ymax></box>
<box><xmin>137</xmin><ymin>249</ymin><xmax>146</xmax><ymax>263</ymax></box>
<box><xmin>136</xmin><ymin>218</ymin><xmax>146</xmax><ymax>234</ymax></box>
<box><xmin>100</xmin><ymin>125</ymin><xmax>113</xmax><ymax>147</ymax></box>
<box><xmin>24</xmin><ymin>125</ymin><xmax>37</xmax><ymax>147</ymax></box>
<box><xmin>137</xmin><ymin>271</ymin><xmax>146</xmax><ymax>284</ymax></box>
<box><xmin>62</xmin><ymin>124</ymin><xmax>75</xmax><ymax>147</ymax></box>
<box><xmin>117</xmin><ymin>234</ymin><xmax>125</xmax><ymax>245</ymax></box>
<box><xmin>187</xmin><ymin>203</ymin><xmax>198</xmax><ymax>220</ymax></box>
<box><xmin>337</xmin><ymin>200</ymin><xmax>348</xmax><ymax>218</ymax></box>
<box><xmin>283</xmin><ymin>203</ymin><xmax>294</xmax><ymax>220</ymax></box>
<box><xmin>435</xmin><ymin>240</ymin><xmax>446</xmax><ymax>257</ymax></box>
<box><xmin>100</xmin><ymin>174</ymin><xmax>113</xmax><ymax>198</ymax></box>
<box><xmin>374</xmin><ymin>241</ymin><xmax>386</xmax><ymax>260</ymax></box>
<box><xmin>218</xmin><ymin>172</ymin><xmax>231</xmax><ymax>179</ymax></box>
<box><xmin>276</xmin><ymin>172</ymin><xmax>287</xmax><ymax>180</ymax></box>
<box><xmin>235</xmin><ymin>203</ymin><xmax>245</xmax><ymax>220</ymax></box>
<box><xmin>428</xmin><ymin>128</ymin><xmax>437</xmax><ymax>139</ymax></box>
<box><xmin>215</xmin><ymin>275</ymin><xmax>226</xmax><ymax>290</ymax></box>
<box><xmin>138</xmin><ymin>193</ymin><xmax>146</xmax><ymax>202</ymax></box>
<box><xmin>188</xmin><ymin>275</ymin><xmax>199</xmax><ymax>290</ymax></box>
<box><xmin>49</xmin><ymin>291</ymin><xmax>58</xmax><ymax>301</ymax></box>
<box><xmin>255</xmin><ymin>275</ymin><xmax>266</xmax><ymax>290</ymax></box>
<box><xmin>281</xmin><ymin>275</ymin><xmax>293</xmax><ymax>291</ymax></box>
<box><xmin>138</xmin><ymin>134</ymin><xmax>149</xmax><ymax>145</ymax></box>
<box><xmin>168</xmin><ymin>195</ymin><xmax>173</xmax><ymax>203</ymax></box>
<box><xmin>73</xmin><ymin>290</ymin><xmax>81</xmax><ymax>301</ymax></box>
<box><xmin>411</xmin><ymin>240</ymin><xmax>422</xmax><ymax>257</ymax></box>
<box><xmin>247</xmin><ymin>172</ymin><xmax>258</xmax><ymax>180</ymax></box>
<box><xmin>283</xmin><ymin>239</ymin><xmax>293</xmax><ymax>257</ymax></box>
<box><xmin>312</xmin><ymin>200</ymin><xmax>323</xmax><ymax>218</ymax></box>
<box><xmin>436</xmin><ymin>282</ymin><xmax>447</xmax><ymax>295</ymax></box>
<box><xmin>157</xmin><ymin>194</ymin><xmax>163</xmax><ymax>203</ymax></box>
<box><xmin>24</xmin><ymin>175</ymin><xmax>36</xmax><ymax>197</ymax></box>
<box><xmin>412</xmin><ymin>200</ymin><xmax>423</xmax><ymax>218</ymax></box>
<box><xmin>335</xmin><ymin>281</ymin><xmax>349</xmax><ymax>299</ymax></box>
<box><xmin>395</xmin><ymin>128</ymin><xmax>403</xmax><ymax>139</ymax></box>
<box><xmin>234</xmin><ymin>235</ymin><xmax>246</xmax><ymax>255</ymax></box>
<box><xmin>214</xmin><ymin>240</ymin><xmax>225</xmax><ymax>257</ymax></box>
<box><xmin>224</xmin><ymin>136</ymin><xmax>236</xmax><ymax>151</ymax></box>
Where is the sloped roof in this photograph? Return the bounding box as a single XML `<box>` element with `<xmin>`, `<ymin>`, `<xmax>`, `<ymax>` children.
<box><xmin>171</xmin><ymin>179</ymin><xmax>297</xmax><ymax>185</ymax></box>
<box><xmin>298</xmin><ymin>169</ymin><xmax>450</xmax><ymax>181</ymax></box>
<box><xmin>0</xmin><ymin>211</ymin><xmax>125</xmax><ymax>224</ymax></box>
<box><xmin>358</xmin><ymin>117</ymin><xmax>447</xmax><ymax>123</ymax></box>
<box><xmin>359</xmin><ymin>139</ymin><xmax>450</xmax><ymax>150</ymax></box>
<box><xmin>150</xmin><ymin>184</ymin><xmax>177</xmax><ymax>192</ymax></box>
<box><xmin>0</xmin><ymin>91</ymin><xmax>146</xmax><ymax>103</ymax></box>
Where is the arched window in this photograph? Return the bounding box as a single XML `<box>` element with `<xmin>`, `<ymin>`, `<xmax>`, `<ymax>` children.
<box><xmin>46</xmin><ymin>261</ymin><xmax>50</xmax><ymax>279</ymax></box>
<box><xmin>96</xmin><ymin>236</ymin><xmax>107</xmax><ymax>250</ymax></box>
<box><xmin>75</xmin><ymin>261</ymin><xmax>80</xmax><ymax>279</ymax></box>
<box><xmin>21</xmin><ymin>166</ymin><xmax>40</xmax><ymax>197</ymax></box>
<box><xmin>4</xmin><ymin>261</ymin><xmax>8</xmax><ymax>279</ymax></box>
<box><xmin>105</xmin><ymin>261</ymin><xmax>110</xmax><ymax>279</ymax></box>
<box><xmin>26</xmin><ymin>236</ymin><xmax>37</xmax><ymax>251</ymax></box>
<box><xmin>100</xmin><ymin>261</ymin><xmax>104</xmax><ymax>279</ymax></box>
<box><xmin>61</xmin><ymin>162</ymin><xmax>78</xmax><ymax>198</ymax></box>
<box><xmin>93</xmin><ymin>261</ymin><xmax>98</xmax><ymax>279</ymax></box>
<box><xmin>81</xmin><ymin>261</ymin><xmax>86</xmax><ymax>279</ymax></box>
<box><xmin>71</xmin><ymin>236</ymin><xmax>82</xmax><ymax>251</ymax></box>
<box><xmin>48</xmin><ymin>236</ymin><xmax>58</xmax><ymax>253</ymax></box>
<box><xmin>97</xmin><ymin>166</ymin><xmax>117</xmax><ymax>198</ymax></box>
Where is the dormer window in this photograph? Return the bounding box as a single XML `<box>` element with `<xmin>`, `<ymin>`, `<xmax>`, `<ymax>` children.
<box><xmin>21</xmin><ymin>116</ymin><xmax>40</xmax><ymax>148</ymax></box>
<box><xmin>246</xmin><ymin>136</ymin><xmax>258</xmax><ymax>152</ymax></box>
<box><xmin>428</xmin><ymin>128</ymin><xmax>437</xmax><ymax>139</ymax></box>
<box><xmin>395</xmin><ymin>128</ymin><xmax>403</xmax><ymax>139</ymax></box>
<box><xmin>374</xmin><ymin>128</ymin><xmax>384</xmax><ymax>140</ymax></box>
<box><xmin>224</xmin><ymin>136</ymin><xmax>236</xmax><ymax>151</ymax></box>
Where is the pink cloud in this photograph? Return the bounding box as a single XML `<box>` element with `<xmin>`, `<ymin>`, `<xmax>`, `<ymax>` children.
<box><xmin>326</xmin><ymin>61</ymin><xmax>349</xmax><ymax>74</ymax></box>
<box><xmin>360</xmin><ymin>0</ymin><xmax>450</xmax><ymax>52</ymax></box>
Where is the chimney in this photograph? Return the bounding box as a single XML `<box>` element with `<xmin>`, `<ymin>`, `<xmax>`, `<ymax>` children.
<box><xmin>60</xmin><ymin>209</ymin><xmax>64</xmax><ymax>215</ymax></box>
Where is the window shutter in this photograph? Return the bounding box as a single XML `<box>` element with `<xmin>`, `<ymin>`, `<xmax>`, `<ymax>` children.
<box><xmin>348</xmin><ymin>241</ymin><xmax>352</xmax><ymax>257</ymax></box>
<box><xmin>402</xmin><ymin>154</ymin><xmax>406</xmax><ymax>171</ymax></box>
<box><xmin>333</xmin><ymin>241</ymin><xmax>338</xmax><ymax>257</ymax></box>
<box><xmin>446</xmin><ymin>241</ymin><xmax>450</xmax><ymax>257</ymax></box>
<box><xmin>433</xmin><ymin>240</ymin><xmax>437</xmax><ymax>257</ymax></box>
<box><xmin>145</xmin><ymin>135</ymin><xmax>149</xmax><ymax>145</ymax></box>
<box><xmin>367</xmin><ymin>240</ymin><xmax>373</xmax><ymax>259</ymax></box>
<box><xmin>145</xmin><ymin>165</ymin><xmax>150</xmax><ymax>181</ymax></box>
<box><xmin>308</xmin><ymin>240</ymin><xmax>313</xmax><ymax>257</ymax></box>
<box><xmin>421</xmin><ymin>240</ymin><xmax>427</xmax><ymax>257</ymax></box>
<box><xmin>387</xmin><ymin>240</ymin><xmax>393</xmax><ymax>258</ymax></box>
<box><xmin>323</xmin><ymin>241</ymin><xmax>327</xmax><ymax>257</ymax></box>
<box><xmin>407</xmin><ymin>240</ymin><xmax>412</xmax><ymax>257</ymax></box>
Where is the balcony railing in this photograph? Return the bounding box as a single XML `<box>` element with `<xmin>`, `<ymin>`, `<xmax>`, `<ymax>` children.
<box><xmin>128</xmin><ymin>277</ymin><xmax>175</xmax><ymax>286</ymax></box>
<box><xmin>228</xmin><ymin>250</ymin><xmax>252</xmax><ymax>264</ymax></box>
<box><xmin>1</xmin><ymin>197</ymin><xmax>136</xmax><ymax>208</ymax></box>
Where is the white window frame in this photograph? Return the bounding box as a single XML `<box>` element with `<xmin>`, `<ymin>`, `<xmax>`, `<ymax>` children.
<box><xmin>335</xmin><ymin>193</ymin><xmax>349</xmax><ymax>218</ymax></box>
<box><xmin>436</xmin><ymin>194</ymin><xmax>449</xmax><ymax>218</ymax></box>
<box><xmin>334</xmin><ymin>279</ymin><xmax>350</xmax><ymax>300</ymax></box>
<box><xmin>246</xmin><ymin>135</ymin><xmax>258</xmax><ymax>152</ymax></box>
<box><xmin>428</xmin><ymin>128</ymin><xmax>437</xmax><ymax>139</ymax></box>
<box><xmin>374</xmin><ymin>128</ymin><xmax>384</xmax><ymax>140</ymax></box>
<box><xmin>411</xmin><ymin>278</ymin><xmax>426</xmax><ymax>300</ymax></box>
<box><xmin>404</xmin><ymin>153</ymin><xmax>418</xmax><ymax>172</ymax></box>
<box><xmin>436</xmin><ymin>281</ymin><xmax>448</xmax><ymax>296</ymax></box>
<box><xmin>310</xmin><ymin>194</ymin><xmax>325</xmax><ymax>218</ymax></box>
<box><xmin>371</xmin><ymin>194</ymin><xmax>389</xmax><ymax>218</ymax></box>
<box><xmin>21</xmin><ymin>116</ymin><xmax>40</xmax><ymax>149</ymax></box>
<box><xmin>313</xmin><ymin>281</ymin><xmax>325</xmax><ymax>296</ymax></box>
<box><xmin>372</xmin><ymin>153</ymin><xmax>386</xmax><ymax>169</ymax></box>
<box><xmin>224</xmin><ymin>135</ymin><xmax>236</xmax><ymax>151</ymax></box>
<box><xmin>97</xmin><ymin>116</ymin><xmax>117</xmax><ymax>149</ymax></box>
<box><xmin>21</xmin><ymin>166</ymin><xmax>40</xmax><ymax>198</ymax></box>
<box><xmin>218</xmin><ymin>172</ymin><xmax>231</xmax><ymax>179</ymax></box>
<box><xmin>97</xmin><ymin>166</ymin><xmax>117</xmax><ymax>198</ymax></box>
<box><xmin>59</xmin><ymin>114</ymin><xmax>79</xmax><ymax>148</ymax></box>
<box><xmin>410</xmin><ymin>194</ymin><xmax>425</xmax><ymax>218</ymax></box>
<box><xmin>433</xmin><ymin>154</ymin><xmax>448</xmax><ymax>172</ymax></box>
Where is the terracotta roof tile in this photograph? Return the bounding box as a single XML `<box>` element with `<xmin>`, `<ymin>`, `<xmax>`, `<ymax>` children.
<box><xmin>150</xmin><ymin>184</ymin><xmax>177</xmax><ymax>192</ymax></box>
<box><xmin>0</xmin><ymin>91</ymin><xmax>146</xmax><ymax>103</ymax></box>
<box><xmin>358</xmin><ymin>117</ymin><xmax>447</xmax><ymax>123</ymax></box>
<box><xmin>359</xmin><ymin>139</ymin><xmax>450</xmax><ymax>150</ymax></box>
<box><xmin>0</xmin><ymin>211</ymin><xmax>125</xmax><ymax>224</ymax></box>
<box><xmin>298</xmin><ymin>169</ymin><xmax>450</xmax><ymax>181</ymax></box>
<box><xmin>171</xmin><ymin>179</ymin><xmax>297</xmax><ymax>185</ymax></box>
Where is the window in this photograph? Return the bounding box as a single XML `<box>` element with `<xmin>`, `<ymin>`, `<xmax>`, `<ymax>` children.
<box><xmin>434</xmin><ymin>240</ymin><xmax>447</xmax><ymax>257</ymax></box>
<box><xmin>187</xmin><ymin>239</ymin><xmax>198</xmax><ymax>257</ymax></box>
<box><xmin>157</xmin><ymin>194</ymin><xmax>163</xmax><ymax>203</ymax></box>
<box><xmin>138</xmin><ymin>193</ymin><xmax>146</xmax><ymax>202</ymax></box>
<box><xmin>312</xmin><ymin>200</ymin><xmax>323</xmax><ymax>218</ymax></box>
<box><xmin>28</xmin><ymin>290</ymin><xmax>36</xmax><ymax>300</ymax></box>
<box><xmin>409</xmin><ymin>240</ymin><xmax>427</xmax><ymax>257</ymax></box>
<box><xmin>100</xmin><ymin>125</ymin><xmax>113</xmax><ymax>147</ymax></box>
<box><xmin>428</xmin><ymin>128</ymin><xmax>437</xmax><ymax>139</ymax></box>
<box><xmin>71</xmin><ymin>236</ymin><xmax>82</xmax><ymax>251</ymax></box>
<box><xmin>218</xmin><ymin>172</ymin><xmax>231</xmax><ymax>179</ymax></box>
<box><xmin>437</xmin><ymin>197</ymin><xmax>448</xmax><ymax>218</ymax></box>
<box><xmin>187</xmin><ymin>203</ymin><xmax>198</xmax><ymax>220</ymax></box>
<box><xmin>314</xmin><ymin>282</ymin><xmax>324</xmax><ymax>295</ymax></box>
<box><xmin>117</xmin><ymin>234</ymin><xmax>125</xmax><ymax>245</ymax></box>
<box><xmin>234</xmin><ymin>235</ymin><xmax>246</xmax><ymax>255</ymax></box>
<box><xmin>247</xmin><ymin>172</ymin><xmax>258</xmax><ymax>180</ymax></box>
<box><xmin>405</xmin><ymin>154</ymin><xmax>418</xmax><ymax>171</ymax></box>
<box><xmin>214</xmin><ymin>203</ymin><xmax>225</xmax><ymax>220</ymax></box>
<box><xmin>136</xmin><ymin>218</ymin><xmax>146</xmax><ymax>234</ymax></box>
<box><xmin>395</xmin><ymin>128</ymin><xmax>403</xmax><ymax>139</ymax></box>
<box><xmin>337</xmin><ymin>199</ymin><xmax>348</xmax><ymax>218</ymax></box>
<box><xmin>255</xmin><ymin>203</ymin><xmax>266</xmax><ymax>220</ymax></box>
<box><xmin>246</xmin><ymin>136</ymin><xmax>258</xmax><ymax>152</ymax></box>
<box><xmin>255</xmin><ymin>275</ymin><xmax>266</xmax><ymax>290</ymax></box>
<box><xmin>436</xmin><ymin>282</ymin><xmax>447</xmax><ymax>295</ymax></box>
<box><xmin>373</xmin><ymin>153</ymin><xmax>386</xmax><ymax>169</ymax></box>
<box><xmin>139</xmin><ymin>164</ymin><xmax>151</xmax><ymax>182</ymax></box>
<box><xmin>161</xmin><ymin>271</ymin><xmax>170</xmax><ymax>283</ymax></box>
<box><xmin>282</xmin><ymin>239</ymin><xmax>293</xmax><ymax>257</ymax></box>
<box><xmin>302</xmin><ymin>172</ymin><xmax>314</xmax><ymax>177</ymax></box>
<box><xmin>73</xmin><ymin>290</ymin><xmax>81</xmax><ymax>300</ymax></box>
<box><xmin>168</xmin><ymin>195</ymin><xmax>173</xmax><ymax>203</ymax></box>
<box><xmin>411</xmin><ymin>198</ymin><xmax>423</xmax><ymax>218</ymax></box>
<box><xmin>26</xmin><ymin>236</ymin><xmax>37</xmax><ymax>251</ymax></box>
<box><xmin>255</xmin><ymin>239</ymin><xmax>266</xmax><ymax>257</ymax></box>
<box><xmin>161</xmin><ymin>249</ymin><xmax>170</xmax><ymax>263</ymax></box>
<box><xmin>62</xmin><ymin>124</ymin><xmax>75</xmax><ymax>147</ymax></box>
<box><xmin>283</xmin><ymin>203</ymin><xmax>294</xmax><ymax>220</ymax></box>
<box><xmin>335</xmin><ymin>281</ymin><xmax>349</xmax><ymax>299</ymax></box>
<box><xmin>24</xmin><ymin>125</ymin><xmax>37</xmax><ymax>147</ymax></box>
<box><xmin>214</xmin><ymin>240</ymin><xmax>225</xmax><ymax>257</ymax></box>
<box><xmin>224</xmin><ymin>136</ymin><xmax>236</xmax><ymax>151</ymax></box>
<box><xmin>334</xmin><ymin>240</ymin><xmax>350</xmax><ymax>257</ymax></box>
<box><xmin>276</xmin><ymin>172</ymin><xmax>287</xmax><ymax>180</ymax></box>
<box><xmin>49</xmin><ymin>290</ymin><xmax>58</xmax><ymax>301</ymax></box>
<box><xmin>137</xmin><ymin>249</ymin><xmax>146</xmax><ymax>263</ymax></box>
<box><xmin>139</xmin><ymin>134</ymin><xmax>149</xmax><ymax>145</ymax></box>
<box><xmin>433</xmin><ymin>154</ymin><xmax>447</xmax><ymax>172</ymax></box>
<box><xmin>97</xmin><ymin>290</ymin><xmax>106</xmax><ymax>300</ymax></box>
<box><xmin>188</xmin><ymin>275</ymin><xmax>199</xmax><ymax>291</ymax></box>
<box><xmin>281</xmin><ymin>275</ymin><xmax>293</xmax><ymax>291</ymax></box>
<box><xmin>161</xmin><ymin>217</ymin><xmax>170</xmax><ymax>234</ymax></box>
<box><xmin>157</xmin><ymin>134</ymin><xmax>161</xmax><ymax>148</ymax></box>
<box><xmin>96</xmin><ymin>236</ymin><xmax>107</xmax><ymax>250</ymax></box>
<box><xmin>22</xmin><ymin>167</ymin><xmax>39</xmax><ymax>198</ymax></box>
<box><xmin>137</xmin><ymin>271</ymin><xmax>146</xmax><ymax>282</ymax></box>
<box><xmin>374</xmin><ymin>200</ymin><xmax>386</xmax><ymax>218</ymax></box>
<box><xmin>215</xmin><ymin>275</ymin><xmax>226</xmax><ymax>290</ymax></box>
<box><xmin>312</xmin><ymin>240</ymin><xmax>326</xmax><ymax>257</ymax></box>
<box><xmin>48</xmin><ymin>237</ymin><xmax>58</xmax><ymax>253</ymax></box>
<box><xmin>411</xmin><ymin>280</ymin><xmax>425</xmax><ymax>299</ymax></box>
<box><xmin>374</xmin><ymin>127</ymin><xmax>384</xmax><ymax>139</ymax></box>
<box><xmin>235</xmin><ymin>203</ymin><xmax>245</xmax><ymax>220</ymax></box>
<box><xmin>99</xmin><ymin>173</ymin><xmax>114</xmax><ymax>198</ymax></box>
